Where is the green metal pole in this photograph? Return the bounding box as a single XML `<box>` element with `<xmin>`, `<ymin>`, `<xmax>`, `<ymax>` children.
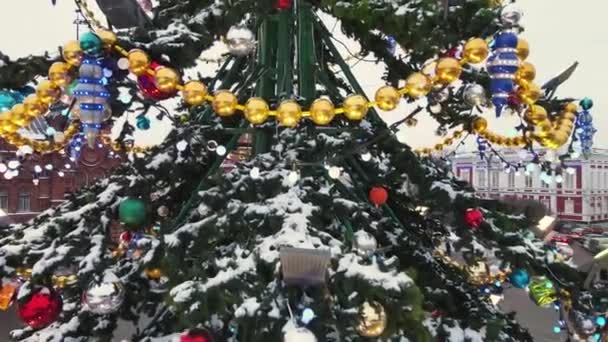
<box><xmin>297</xmin><ymin>1</ymin><xmax>316</xmax><ymax>105</ymax></box>
<box><xmin>276</xmin><ymin>8</ymin><xmax>294</xmax><ymax>98</ymax></box>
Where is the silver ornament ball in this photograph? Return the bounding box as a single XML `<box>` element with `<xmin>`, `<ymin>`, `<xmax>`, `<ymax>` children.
<box><xmin>284</xmin><ymin>327</ymin><xmax>317</xmax><ymax>342</ymax></box>
<box><xmin>463</xmin><ymin>84</ymin><xmax>486</xmax><ymax>107</ymax></box>
<box><xmin>157</xmin><ymin>205</ymin><xmax>169</xmax><ymax>217</ymax></box>
<box><xmin>435</xmin><ymin>126</ymin><xmax>448</xmax><ymax>137</ymax></box>
<box><xmin>83</xmin><ymin>275</ymin><xmax>125</xmax><ymax>315</ymax></box>
<box><xmin>226</xmin><ymin>26</ymin><xmax>256</xmax><ymax>56</ymax></box>
<box><xmin>500</xmin><ymin>4</ymin><xmax>523</xmax><ymax>27</ymax></box>
<box><xmin>353</xmin><ymin>230</ymin><xmax>378</xmax><ymax>257</ymax></box>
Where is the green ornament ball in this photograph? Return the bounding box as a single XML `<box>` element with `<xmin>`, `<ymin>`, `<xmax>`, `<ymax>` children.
<box><xmin>119</xmin><ymin>198</ymin><xmax>147</xmax><ymax>227</ymax></box>
<box><xmin>179</xmin><ymin>113</ymin><xmax>190</xmax><ymax>123</ymax></box>
<box><xmin>80</xmin><ymin>32</ymin><xmax>103</xmax><ymax>57</ymax></box>
<box><xmin>580</xmin><ymin>97</ymin><xmax>594</xmax><ymax>110</ymax></box>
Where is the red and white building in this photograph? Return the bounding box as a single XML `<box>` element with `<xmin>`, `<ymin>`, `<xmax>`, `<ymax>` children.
<box><xmin>0</xmin><ymin>139</ymin><xmax>122</xmax><ymax>224</ymax></box>
<box><xmin>452</xmin><ymin>149</ymin><xmax>608</xmax><ymax>223</ymax></box>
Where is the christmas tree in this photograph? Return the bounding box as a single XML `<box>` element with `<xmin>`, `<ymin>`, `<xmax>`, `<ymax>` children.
<box><xmin>0</xmin><ymin>0</ymin><xmax>603</xmax><ymax>341</ymax></box>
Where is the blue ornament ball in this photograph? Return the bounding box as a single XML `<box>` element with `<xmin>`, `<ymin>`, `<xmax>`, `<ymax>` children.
<box><xmin>580</xmin><ymin>97</ymin><xmax>594</xmax><ymax>110</ymax></box>
<box><xmin>136</xmin><ymin>116</ymin><xmax>151</xmax><ymax>130</ymax></box>
<box><xmin>494</xmin><ymin>31</ymin><xmax>518</xmax><ymax>49</ymax></box>
<box><xmin>596</xmin><ymin>316</ymin><xmax>606</xmax><ymax>327</ymax></box>
<box><xmin>80</xmin><ymin>32</ymin><xmax>104</xmax><ymax>57</ymax></box>
<box><xmin>0</xmin><ymin>91</ymin><xmax>17</xmax><ymax>112</ymax></box>
<box><xmin>509</xmin><ymin>268</ymin><xmax>530</xmax><ymax>288</ymax></box>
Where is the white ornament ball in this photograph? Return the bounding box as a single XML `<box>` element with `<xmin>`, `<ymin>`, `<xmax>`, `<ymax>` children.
<box><xmin>82</xmin><ymin>274</ymin><xmax>125</xmax><ymax>315</ymax></box>
<box><xmin>157</xmin><ymin>205</ymin><xmax>170</xmax><ymax>217</ymax></box>
<box><xmin>500</xmin><ymin>4</ymin><xmax>523</xmax><ymax>27</ymax></box>
<box><xmin>284</xmin><ymin>327</ymin><xmax>317</xmax><ymax>342</ymax></box>
<box><xmin>226</xmin><ymin>26</ymin><xmax>256</xmax><ymax>56</ymax></box>
<box><xmin>353</xmin><ymin>230</ymin><xmax>378</xmax><ymax>257</ymax></box>
<box><xmin>463</xmin><ymin>84</ymin><xmax>486</xmax><ymax>107</ymax></box>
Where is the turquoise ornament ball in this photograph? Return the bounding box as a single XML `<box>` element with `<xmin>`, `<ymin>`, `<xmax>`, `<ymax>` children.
<box><xmin>80</xmin><ymin>32</ymin><xmax>104</xmax><ymax>57</ymax></box>
<box><xmin>0</xmin><ymin>91</ymin><xmax>17</xmax><ymax>112</ymax></box>
<box><xmin>509</xmin><ymin>268</ymin><xmax>530</xmax><ymax>288</ymax></box>
<box><xmin>580</xmin><ymin>97</ymin><xmax>594</xmax><ymax>110</ymax></box>
<box><xmin>136</xmin><ymin>116</ymin><xmax>151</xmax><ymax>130</ymax></box>
<box><xmin>118</xmin><ymin>198</ymin><xmax>147</xmax><ymax>227</ymax></box>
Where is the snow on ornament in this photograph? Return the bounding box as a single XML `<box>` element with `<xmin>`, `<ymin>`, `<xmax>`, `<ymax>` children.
<box><xmin>368</xmin><ymin>186</ymin><xmax>388</xmax><ymax>207</ymax></box>
<box><xmin>226</xmin><ymin>26</ymin><xmax>256</xmax><ymax>56</ymax></box>
<box><xmin>464</xmin><ymin>208</ymin><xmax>484</xmax><ymax>229</ymax></box>
<box><xmin>180</xmin><ymin>329</ymin><xmax>215</xmax><ymax>342</ymax></box>
<box><xmin>17</xmin><ymin>286</ymin><xmax>62</xmax><ymax>329</ymax></box>
<box><xmin>82</xmin><ymin>273</ymin><xmax>125</xmax><ymax>314</ymax></box>
<box><xmin>353</xmin><ymin>230</ymin><xmax>377</xmax><ymax>257</ymax></box>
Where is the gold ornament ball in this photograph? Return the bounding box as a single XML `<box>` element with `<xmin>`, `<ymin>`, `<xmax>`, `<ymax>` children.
<box><xmin>405</xmin><ymin>117</ymin><xmax>418</xmax><ymax>127</ymax></box>
<box><xmin>471</xmin><ymin>117</ymin><xmax>488</xmax><ymax>133</ymax></box>
<box><xmin>453</xmin><ymin>130</ymin><xmax>463</xmax><ymax>139</ymax></box>
<box><xmin>145</xmin><ymin>268</ymin><xmax>163</xmax><ymax>280</ymax></box>
<box><xmin>96</xmin><ymin>29</ymin><xmax>117</xmax><ymax>49</ymax></box>
<box><xmin>524</xmin><ymin>105</ymin><xmax>548</xmax><ymax>125</ymax></box>
<box><xmin>0</xmin><ymin>121</ymin><xmax>17</xmax><ymax>134</ymax></box>
<box><xmin>10</xmin><ymin>104</ymin><xmax>29</xmax><ymax>127</ymax></box>
<box><xmin>374</xmin><ymin>86</ymin><xmax>401</xmax><ymax>111</ymax></box>
<box><xmin>309</xmin><ymin>98</ymin><xmax>335</xmax><ymax>125</ymax></box>
<box><xmin>128</xmin><ymin>49</ymin><xmax>151</xmax><ymax>76</ymax></box>
<box><xmin>517</xmin><ymin>83</ymin><xmax>542</xmax><ymax>105</ymax></box>
<box><xmin>435</xmin><ymin>57</ymin><xmax>462</xmax><ymax>84</ymax></box>
<box><xmin>154</xmin><ymin>67</ymin><xmax>180</xmax><ymax>93</ymax></box>
<box><xmin>276</xmin><ymin>100</ymin><xmax>302</xmax><ymax>127</ymax></box>
<box><xmin>513</xmin><ymin>136</ymin><xmax>526</xmax><ymax>146</ymax></box>
<box><xmin>23</xmin><ymin>95</ymin><xmax>47</xmax><ymax>118</ymax></box>
<box><xmin>561</xmin><ymin>111</ymin><xmax>577</xmax><ymax>123</ymax></box>
<box><xmin>212</xmin><ymin>90</ymin><xmax>239</xmax><ymax>117</ymax></box>
<box><xmin>515</xmin><ymin>62</ymin><xmax>536</xmax><ymax>85</ymax></box>
<box><xmin>463</xmin><ymin>38</ymin><xmax>489</xmax><ymax>64</ymax></box>
<box><xmin>564</xmin><ymin>102</ymin><xmax>578</xmax><ymax>114</ymax></box>
<box><xmin>244</xmin><ymin>97</ymin><xmax>270</xmax><ymax>125</ymax></box>
<box><xmin>356</xmin><ymin>301</ymin><xmax>387</xmax><ymax>337</ymax></box>
<box><xmin>36</xmin><ymin>80</ymin><xmax>60</xmax><ymax>105</ymax></box>
<box><xmin>444</xmin><ymin>137</ymin><xmax>454</xmax><ymax>145</ymax></box>
<box><xmin>434</xmin><ymin>143</ymin><xmax>444</xmax><ymax>151</ymax></box>
<box><xmin>63</xmin><ymin>40</ymin><xmax>83</xmax><ymax>66</ymax></box>
<box><xmin>404</xmin><ymin>72</ymin><xmax>432</xmax><ymax>98</ymax></box>
<box><xmin>49</xmin><ymin>62</ymin><xmax>71</xmax><ymax>88</ymax></box>
<box><xmin>517</xmin><ymin>38</ymin><xmax>530</xmax><ymax>60</ymax></box>
<box><xmin>182</xmin><ymin>81</ymin><xmax>208</xmax><ymax>106</ymax></box>
<box><xmin>342</xmin><ymin>94</ymin><xmax>369</xmax><ymax>121</ymax></box>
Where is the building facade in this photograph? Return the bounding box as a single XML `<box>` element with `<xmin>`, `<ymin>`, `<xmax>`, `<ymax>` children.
<box><xmin>0</xmin><ymin>140</ymin><xmax>122</xmax><ymax>224</ymax></box>
<box><xmin>452</xmin><ymin>149</ymin><xmax>608</xmax><ymax>223</ymax></box>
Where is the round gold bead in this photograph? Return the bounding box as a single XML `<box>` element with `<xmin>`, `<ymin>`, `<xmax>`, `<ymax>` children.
<box><xmin>471</xmin><ymin>117</ymin><xmax>488</xmax><ymax>133</ymax></box>
<box><xmin>463</xmin><ymin>38</ymin><xmax>489</xmax><ymax>64</ymax></box>
<box><xmin>309</xmin><ymin>98</ymin><xmax>335</xmax><ymax>125</ymax></box>
<box><xmin>524</xmin><ymin>105</ymin><xmax>548</xmax><ymax>125</ymax></box>
<box><xmin>374</xmin><ymin>86</ymin><xmax>401</xmax><ymax>111</ymax></box>
<box><xmin>23</xmin><ymin>95</ymin><xmax>47</xmax><ymax>118</ymax></box>
<box><xmin>517</xmin><ymin>38</ymin><xmax>530</xmax><ymax>60</ymax></box>
<box><xmin>96</xmin><ymin>29</ymin><xmax>117</xmax><ymax>49</ymax></box>
<box><xmin>63</xmin><ymin>40</ymin><xmax>83</xmax><ymax>66</ymax></box>
<box><xmin>276</xmin><ymin>100</ymin><xmax>302</xmax><ymax>127</ymax></box>
<box><xmin>128</xmin><ymin>49</ymin><xmax>151</xmax><ymax>76</ymax></box>
<box><xmin>244</xmin><ymin>97</ymin><xmax>270</xmax><ymax>125</ymax></box>
<box><xmin>404</xmin><ymin>72</ymin><xmax>432</xmax><ymax>98</ymax></box>
<box><xmin>515</xmin><ymin>62</ymin><xmax>536</xmax><ymax>86</ymax></box>
<box><xmin>154</xmin><ymin>67</ymin><xmax>180</xmax><ymax>93</ymax></box>
<box><xmin>182</xmin><ymin>81</ymin><xmax>208</xmax><ymax>106</ymax></box>
<box><xmin>212</xmin><ymin>90</ymin><xmax>238</xmax><ymax>117</ymax></box>
<box><xmin>49</xmin><ymin>62</ymin><xmax>71</xmax><ymax>88</ymax></box>
<box><xmin>435</xmin><ymin>57</ymin><xmax>462</xmax><ymax>84</ymax></box>
<box><xmin>517</xmin><ymin>83</ymin><xmax>542</xmax><ymax>105</ymax></box>
<box><xmin>342</xmin><ymin>94</ymin><xmax>369</xmax><ymax>121</ymax></box>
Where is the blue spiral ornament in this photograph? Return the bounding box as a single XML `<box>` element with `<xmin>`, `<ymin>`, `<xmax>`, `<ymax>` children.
<box><xmin>73</xmin><ymin>57</ymin><xmax>111</xmax><ymax>147</ymax></box>
<box><xmin>575</xmin><ymin>98</ymin><xmax>596</xmax><ymax>157</ymax></box>
<box><xmin>487</xmin><ymin>31</ymin><xmax>520</xmax><ymax>117</ymax></box>
<box><xmin>476</xmin><ymin>136</ymin><xmax>488</xmax><ymax>158</ymax></box>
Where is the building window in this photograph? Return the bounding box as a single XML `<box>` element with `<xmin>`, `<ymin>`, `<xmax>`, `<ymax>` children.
<box><xmin>541</xmin><ymin>178</ymin><xmax>549</xmax><ymax>188</ymax></box>
<box><xmin>508</xmin><ymin>172</ymin><xmax>515</xmax><ymax>188</ymax></box>
<box><xmin>459</xmin><ymin>169</ymin><xmax>470</xmax><ymax>183</ymax></box>
<box><xmin>565</xmin><ymin>171</ymin><xmax>576</xmax><ymax>189</ymax></box>
<box><xmin>0</xmin><ymin>190</ymin><xmax>7</xmax><ymax>211</ymax></box>
<box><xmin>596</xmin><ymin>171</ymin><xmax>601</xmax><ymax>190</ymax></box>
<box><xmin>477</xmin><ymin>171</ymin><xmax>486</xmax><ymax>187</ymax></box>
<box><xmin>17</xmin><ymin>191</ymin><xmax>30</xmax><ymax>213</ymax></box>
<box><xmin>525</xmin><ymin>174</ymin><xmax>533</xmax><ymax>188</ymax></box>
<box><xmin>564</xmin><ymin>198</ymin><xmax>574</xmax><ymax>214</ymax></box>
<box><xmin>604</xmin><ymin>171</ymin><xmax>607</xmax><ymax>190</ymax></box>
<box><xmin>541</xmin><ymin>197</ymin><xmax>551</xmax><ymax>212</ymax></box>
<box><xmin>491</xmin><ymin>171</ymin><xmax>499</xmax><ymax>188</ymax></box>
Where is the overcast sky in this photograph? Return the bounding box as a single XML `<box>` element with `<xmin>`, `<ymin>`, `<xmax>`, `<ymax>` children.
<box><xmin>0</xmin><ymin>0</ymin><xmax>605</xmax><ymax>149</ymax></box>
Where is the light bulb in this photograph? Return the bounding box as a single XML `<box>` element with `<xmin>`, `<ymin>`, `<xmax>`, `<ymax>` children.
<box><xmin>250</xmin><ymin>167</ymin><xmax>260</xmax><ymax>179</ymax></box>
<box><xmin>328</xmin><ymin>166</ymin><xmax>341</xmax><ymax>179</ymax></box>
<box><xmin>555</xmin><ymin>175</ymin><xmax>563</xmax><ymax>183</ymax></box>
<box><xmin>58</xmin><ymin>171</ymin><xmax>65</xmax><ymax>177</ymax></box>
<box><xmin>216</xmin><ymin>145</ymin><xmax>227</xmax><ymax>156</ymax></box>
<box><xmin>0</xmin><ymin>163</ymin><xmax>7</xmax><ymax>173</ymax></box>
<box><xmin>64</xmin><ymin>164</ymin><xmax>72</xmax><ymax>169</ymax></box>
<box><xmin>32</xmin><ymin>179</ymin><xmax>39</xmax><ymax>186</ymax></box>
<box><xmin>7</xmin><ymin>160</ymin><xmax>19</xmax><ymax>169</ymax></box>
<box><xmin>566</xmin><ymin>167</ymin><xmax>576</xmax><ymax>175</ymax></box>
<box><xmin>34</xmin><ymin>165</ymin><xmax>42</xmax><ymax>173</ymax></box>
<box><xmin>176</xmin><ymin>140</ymin><xmax>188</xmax><ymax>152</ymax></box>
<box><xmin>287</xmin><ymin>171</ymin><xmax>300</xmax><ymax>185</ymax></box>
<box><xmin>361</xmin><ymin>152</ymin><xmax>372</xmax><ymax>161</ymax></box>
<box><xmin>45</xmin><ymin>164</ymin><xmax>54</xmax><ymax>171</ymax></box>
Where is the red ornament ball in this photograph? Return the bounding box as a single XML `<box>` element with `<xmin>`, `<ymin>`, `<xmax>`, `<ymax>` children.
<box><xmin>369</xmin><ymin>186</ymin><xmax>389</xmax><ymax>206</ymax></box>
<box><xmin>180</xmin><ymin>329</ymin><xmax>215</xmax><ymax>342</ymax></box>
<box><xmin>17</xmin><ymin>287</ymin><xmax>62</xmax><ymax>329</ymax></box>
<box><xmin>464</xmin><ymin>208</ymin><xmax>484</xmax><ymax>228</ymax></box>
<box><xmin>119</xmin><ymin>231</ymin><xmax>133</xmax><ymax>243</ymax></box>
<box><xmin>138</xmin><ymin>62</ymin><xmax>174</xmax><ymax>101</ymax></box>
<box><xmin>274</xmin><ymin>0</ymin><xmax>292</xmax><ymax>10</ymax></box>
